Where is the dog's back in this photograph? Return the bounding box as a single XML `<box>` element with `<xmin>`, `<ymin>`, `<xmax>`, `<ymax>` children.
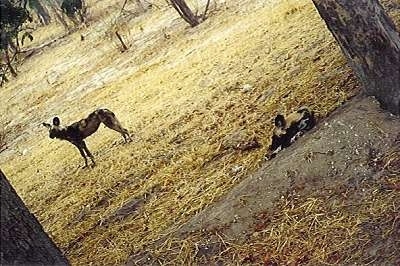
<box><xmin>70</xmin><ymin>109</ymin><xmax>114</xmax><ymax>139</ymax></box>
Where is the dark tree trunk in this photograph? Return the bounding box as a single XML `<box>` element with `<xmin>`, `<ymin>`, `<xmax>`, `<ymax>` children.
<box><xmin>312</xmin><ymin>0</ymin><xmax>400</xmax><ymax>115</ymax></box>
<box><xmin>170</xmin><ymin>0</ymin><xmax>200</xmax><ymax>27</ymax></box>
<box><xmin>0</xmin><ymin>170</ymin><xmax>69</xmax><ymax>265</ymax></box>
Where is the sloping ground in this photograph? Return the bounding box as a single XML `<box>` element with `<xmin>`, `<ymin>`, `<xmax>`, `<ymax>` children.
<box><xmin>0</xmin><ymin>0</ymin><xmax>398</xmax><ymax>265</ymax></box>
<box><xmin>135</xmin><ymin>96</ymin><xmax>399</xmax><ymax>264</ymax></box>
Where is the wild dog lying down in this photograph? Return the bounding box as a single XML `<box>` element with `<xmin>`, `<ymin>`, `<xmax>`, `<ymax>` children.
<box><xmin>43</xmin><ymin>108</ymin><xmax>132</xmax><ymax>168</ymax></box>
<box><xmin>266</xmin><ymin>107</ymin><xmax>316</xmax><ymax>160</ymax></box>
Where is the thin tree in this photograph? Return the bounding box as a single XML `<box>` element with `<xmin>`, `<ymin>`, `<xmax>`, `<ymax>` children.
<box><xmin>169</xmin><ymin>0</ymin><xmax>199</xmax><ymax>27</ymax></box>
<box><xmin>0</xmin><ymin>0</ymin><xmax>33</xmax><ymax>84</ymax></box>
<box><xmin>168</xmin><ymin>0</ymin><xmax>211</xmax><ymax>27</ymax></box>
<box><xmin>0</xmin><ymin>170</ymin><xmax>69</xmax><ymax>265</ymax></box>
<box><xmin>312</xmin><ymin>0</ymin><xmax>400</xmax><ymax>115</ymax></box>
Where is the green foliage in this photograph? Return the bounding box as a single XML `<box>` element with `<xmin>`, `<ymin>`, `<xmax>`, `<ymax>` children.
<box><xmin>0</xmin><ymin>0</ymin><xmax>31</xmax><ymax>50</ymax></box>
<box><xmin>0</xmin><ymin>0</ymin><xmax>33</xmax><ymax>85</ymax></box>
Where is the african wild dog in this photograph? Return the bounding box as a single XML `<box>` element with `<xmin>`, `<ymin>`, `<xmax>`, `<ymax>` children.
<box><xmin>43</xmin><ymin>108</ymin><xmax>132</xmax><ymax>168</ymax></box>
<box><xmin>266</xmin><ymin>107</ymin><xmax>316</xmax><ymax>160</ymax></box>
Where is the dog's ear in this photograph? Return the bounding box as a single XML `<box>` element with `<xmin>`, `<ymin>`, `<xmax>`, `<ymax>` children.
<box><xmin>52</xmin><ymin>117</ymin><xmax>60</xmax><ymax>126</ymax></box>
<box><xmin>274</xmin><ymin>114</ymin><xmax>286</xmax><ymax>128</ymax></box>
<box><xmin>42</xmin><ymin>122</ymin><xmax>52</xmax><ymax>129</ymax></box>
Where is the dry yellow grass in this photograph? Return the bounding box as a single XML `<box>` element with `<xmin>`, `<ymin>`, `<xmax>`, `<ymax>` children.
<box><xmin>0</xmin><ymin>0</ymin><xmax>368</xmax><ymax>264</ymax></box>
<box><xmin>149</xmin><ymin>145</ymin><xmax>400</xmax><ymax>265</ymax></box>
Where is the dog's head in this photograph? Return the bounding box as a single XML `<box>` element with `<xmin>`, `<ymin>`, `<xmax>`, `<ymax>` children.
<box><xmin>42</xmin><ymin>117</ymin><xmax>62</xmax><ymax>139</ymax></box>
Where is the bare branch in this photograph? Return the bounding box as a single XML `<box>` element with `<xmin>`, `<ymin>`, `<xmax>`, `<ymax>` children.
<box><xmin>115</xmin><ymin>31</ymin><xmax>128</xmax><ymax>52</ymax></box>
<box><xmin>202</xmin><ymin>0</ymin><xmax>211</xmax><ymax>20</ymax></box>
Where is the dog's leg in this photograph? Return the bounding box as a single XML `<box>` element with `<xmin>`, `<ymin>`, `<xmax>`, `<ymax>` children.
<box><xmin>103</xmin><ymin>117</ymin><xmax>132</xmax><ymax>142</ymax></box>
<box><xmin>81</xmin><ymin>141</ymin><xmax>95</xmax><ymax>166</ymax></box>
<box><xmin>74</xmin><ymin>142</ymin><xmax>88</xmax><ymax>168</ymax></box>
<box><xmin>122</xmin><ymin>130</ymin><xmax>133</xmax><ymax>142</ymax></box>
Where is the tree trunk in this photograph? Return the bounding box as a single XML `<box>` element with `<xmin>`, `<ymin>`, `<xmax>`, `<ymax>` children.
<box><xmin>0</xmin><ymin>170</ymin><xmax>69</xmax><ymax>265</ymax></box>
<box><xmin>312</xmin><ymin>0</ymin><xmax>400</xmax><ymax>115</ymax></box>
<box><xmin>170</xmin><ymin>0</ymin><xmax>200</xmax><ymax>27</ymax></box>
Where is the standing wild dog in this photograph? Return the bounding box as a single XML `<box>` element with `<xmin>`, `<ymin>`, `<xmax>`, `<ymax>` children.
<box><xmin>43</xmin><ymin>108</ymin><xmax>132</xmax><ymax>168</ymax></box>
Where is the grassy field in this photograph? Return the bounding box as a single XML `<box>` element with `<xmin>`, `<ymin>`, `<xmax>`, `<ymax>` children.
<box><xmin>3</xmin><ymin>0</ymin><xmax>398</xmax><ymax>264</ymax></box>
